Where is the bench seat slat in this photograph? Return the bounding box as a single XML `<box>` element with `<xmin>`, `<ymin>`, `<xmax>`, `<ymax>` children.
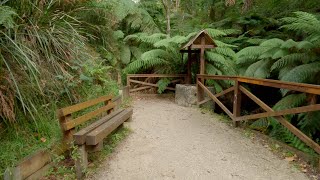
<box><xmin>57</xmin><ymin>95</ymin><xmax>112</xmax><ymax>117</ymax></box>
<box><xmin>73</xmin><ymin>109</ymin><xmax>125</xmax><ymax>145</ymax></box>
<box><xmin>86</xmin><ymin>108</ymin><xmax>133</xmax><ymax>145</ymax></box>
<box><xmin>62</xmin><ymin>102</ymin><xmax>115</xmax><ymax>131</ymax></box>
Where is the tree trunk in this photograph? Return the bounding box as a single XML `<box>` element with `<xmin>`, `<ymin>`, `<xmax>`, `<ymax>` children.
<box><xmin>175</xmin><ymin>0</ymin><xmax>180</xmax><ymax>12</ymax></box>
<box><xmin>161</xmin><ymin>0</ymin><xmax>171</xmax><ymax>38</ymax></box>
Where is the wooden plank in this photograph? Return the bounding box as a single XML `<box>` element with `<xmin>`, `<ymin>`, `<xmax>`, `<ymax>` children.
<box><xmin>196</xmin><ymin>74</ymin><xmax>320</xmax><ymax>95</ymax></box>
<box><xmin>198</xmin><ymin>98</ymin><xmax>211</xmax><ymax>105</ymax></box>
<box><xmin>235</xmin><ymin>104</ymin><xmax>320</xmax><ymax>121</ymax></box>
<box><xmin>198</xmin><ymin>87</ymin><xmax>235</xmax><ymax>105</ymax></box>
<box><xmin>130</xmin><ymin>86</ymin><xmax>153</xmax><ymax>92</ymax></box>
<box><xmin>197</xmin><ymin>74</ymin><xmax>237</xmax><ymax>81</ymax></box>
<box><xmin>62</xmin><ymin>102</ymin><xmax>115</xmax><ymax>131</ymax></box>
<box><xmin>197</xmin><ymin>80</ymin><xmax>234</xmax><ymax>118</ymax></box>
<box><xmin>58</xmin><ymin>114</ymin><xmax>73</xmax><ymax>141</ymax></box>
<box><xmin>180</xmin><ymin>49</ymin><xmax>201</xmax><ymax>53</ymax></box>
<box><xmin>73</xmin><ymin>109</ymin><xmax>124</xmax><ymax>145</ymax></box>
<box><xmin>127</xmin><ymin>74</ymin><xmax>187</xmax><ymax>78</ymax></box>
<box><xmin>238</xmin><ymin>86</ymin><xmax>320</xmax><ymax>154</ymax></box>
<box><xmin>187</xmin><ymin>47</ymin><xmax>192</xmax><ymax>84</ymax></box>
<box><xmin>5</xmin><ymin>140</ymin><xmax>69</xmax><ymax>180</ymax></box>
<box><xmin>129</xmin><ymin>79</ymin><xmax>175</xmax><ymax>91</ymax></box>
<box><xmin>86</xmin><ymin>108</ymin><xmax>133</xmax><ymax>145</ymax></box>
<box><xmin>191</xmin><ymin>44</ymin><xmax>215</xmax><ymax>49</ymax></box>
<box><xmin>57</xmin><ymin>95</ymin><xmax>112</xmax><ymax>117</ymax></box>
<box><xmin>233</xmin><ymin>81</ymin><xmax>241</xmax><ymax>127</ymax></box>
<box><xmin>215</xmin><ymin>86</ymin><xmax>235</xmax><ymax>98</ymax></box>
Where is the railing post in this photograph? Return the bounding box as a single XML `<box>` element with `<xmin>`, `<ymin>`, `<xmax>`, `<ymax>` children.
<box><xmin>233</xmin><ymin>80</ymin><xmax>241</xmax><ymax>127</ymax></box>
<box><xmin>197</xmin><ymin>75</ymin><xmax>205</xmax><ymax>103</ymax></box>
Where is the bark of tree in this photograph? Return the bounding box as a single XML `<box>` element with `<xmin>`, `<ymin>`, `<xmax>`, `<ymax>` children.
<box><xmin>161</xmin><ymin>0</ymin><xmax>171</xmax><ymax>38</ymax></box>
<box><xmin>175</xmin><ymin>0</ymin><xmax>180</xmax><ymax>12</ymax></box>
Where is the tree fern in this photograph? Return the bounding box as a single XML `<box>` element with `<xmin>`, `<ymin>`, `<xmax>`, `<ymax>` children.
<box><xmin>298</xmin><ymin>111</ymin><xmax>320</xmax><ymax>137</ymax></box>
<box><xmin>273</xmin><ymin>94</ymin><xmax>307</xmax><ymax>111</ymax></box>
<box><xmin>281</xmin><ymin>11</ymin><xmax>320</xmax><ymax>39</ymax></box>
<box><xmin>260</xmin><ymin>38</ymin><xmax>284</xmax><ymax>48</ymax></box>
<box><xmin>271</xmin><ymin>53</ymin><xmax>311</xmax><ymax>71</ymax></box>
<box><xmin>281</xmin><ymin>62</ymin><xmax>320</xmax><ymax>84</ymax></box>
<box><xmin>157</xmin><ymin>78</ymin><xmax>171</xmax><ymax>94</ymax></box>
<box><xmin>244</xmin><ymin>59</ymin><xmax>272</xmax><ymax>78</ymax></box>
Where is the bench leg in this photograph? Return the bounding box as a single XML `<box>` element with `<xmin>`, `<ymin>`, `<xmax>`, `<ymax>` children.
<box><xmin>75</xmin><ymin>145</ymin><xmax>87</xmax><ymax>180</ymax></box>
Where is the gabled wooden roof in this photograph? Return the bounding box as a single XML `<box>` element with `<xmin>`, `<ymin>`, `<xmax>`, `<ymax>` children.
<box><xmin>180</xmin><ymin>30</ymin><xmax>217</xmax><ymax>50</ymax></box>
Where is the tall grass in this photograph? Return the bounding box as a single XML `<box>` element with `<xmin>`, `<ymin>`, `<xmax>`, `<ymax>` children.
<box><xmin>0</xmin><ymin>0</ymin><xmax>120</xmax><ymax>176</ymax></box>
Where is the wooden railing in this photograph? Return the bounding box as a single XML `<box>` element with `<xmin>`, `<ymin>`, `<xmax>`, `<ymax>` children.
<box><xmin>127</xmin><ymin>74</ymin><xmax>188</xmax><ymax>93</ymax></box>
<box><xmin>197</xmin><ymin>74</ymin><xmax>320</xmax><ymax>155</ymax></box>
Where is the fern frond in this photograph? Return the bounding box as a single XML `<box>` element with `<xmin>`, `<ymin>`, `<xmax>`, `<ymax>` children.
<box><xmin>272</xmin><ymin>49</ymin><xmax>290</xmax><ymax>59</ymax></box>
<box><xmin>236</xmin><ymin>46</ymin><xmax>268</xmax><ymax>62</ymax></box>
<box><xmin>271</xmin><ymin>53</ymin><xmax>309</xmax><ymax>71</ymax></box>
<box><xmin>260</xmin><ymin>38</ymin><xmax>284</xmax><ymax>48</ymax></box>
<box><xmin>281</xmin><ymin>62</ymin><xmax>320</xmax><ymax>84</ymax></box>
<box><xmin>157</xmin><ymin>78</ymin><xmax>171</xmax><ymax>94</ymax></box>
<box><xmin>246</xmin><ymin>38</ymin><xmax>266</xmax><ymax>45</ymax></box>
<box><xmin>244</xmin><ymin>59</ymin><xmax>272</xmax><ymax>78</ymax></box>
<box><xmin>250</xmin><ymin>118</ymin><xmax>269</xmax><ymax>132</ymax></box>
<box><xmin>214</xmin><ymin>40</ymin><xmax>238</xmax><ymax>48</ymax></box>
<box><xmin>206</xmin><ymin>63</ymin><xmax>223</xmax><ymax>75</ymax></box>
<box><xmin>280</xmin><ymin>39</ymin><xmax>298</xmax><ymax>49</ymax></box>
<box><xmin>213</xmin><ymin>47</ymin><xmax>236</xmax><ymax>59</ymax></box>
<box><xmin>205</xmin><ymin>28</ymin><xmax>227</xmax><ymax>38</ymax></box>
<box><xmin>298</xmin><ymin>111</ymin><xmax>320</xmax><ymax>136</ymax></box>
<box><xmin>296</xmin><ymin>41</ymin><xmax>314</xmax><ymax>49</ymax></box>
<box><xmin>206</xmin><ymin>52</ymin><xmax>226</xmax><ymax>66</ymax></box>
<box><xmin>258</xmin><ymin>47</ymin><xmax>280</xmax><ymax>59</ymax></box>
<box><xmin>139</xmin><ymin>33</ymin><xmax>167</xmax><ymax>45</ymax></box>
<box><xmin>273</xmin><ymin>93</ymin><xmax>306</xmax><ymax>111</ymax></box>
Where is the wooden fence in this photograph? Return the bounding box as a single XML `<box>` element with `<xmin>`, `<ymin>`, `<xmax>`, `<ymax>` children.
<box><xmin>127</xmin><ymin>74</ymin><xmax>188</xmax><ymax>93</ymax></box>
<box><xmin>196</xmin><ymin>74</ymin><xmax>320</xmax><ymax>155</ymax></box>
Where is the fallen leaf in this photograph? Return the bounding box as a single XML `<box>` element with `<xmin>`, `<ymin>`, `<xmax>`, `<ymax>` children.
<box><xmin>285</xmin><ymin>156</ymin><xmax>295</xmax><ymax>162</ymax></box>
<box><xmin>40</xmin><ymin>137</ymin><xmax>47</xmax><ymax>143</ymax></box>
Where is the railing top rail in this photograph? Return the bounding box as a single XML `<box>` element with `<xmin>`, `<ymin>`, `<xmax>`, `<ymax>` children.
<box><xmin>197</xmin><ymin>74</ymin><xmax>320</xmax><ymax>95</ymax></box>
<box><xmin>128</xmin><ymin>74</ymin><xmax>187</xmax><ymax>78</ymax></box>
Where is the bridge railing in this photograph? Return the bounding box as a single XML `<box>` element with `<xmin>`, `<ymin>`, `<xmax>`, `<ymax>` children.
<box><xmin>127</xmin><ymin>74</ymin><xmax>188</xmax><ymax>93</ymax></box>
<box><xmin>197</xmin><ymin>74</ymin><xmax>320</xmax><ymax>155</ymax></box>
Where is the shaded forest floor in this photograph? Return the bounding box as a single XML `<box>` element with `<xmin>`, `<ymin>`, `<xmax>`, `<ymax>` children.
<box><xmin>87</xmin><ymin>96</ymin><xmax>317</xmax><ymax>180</ymax></box>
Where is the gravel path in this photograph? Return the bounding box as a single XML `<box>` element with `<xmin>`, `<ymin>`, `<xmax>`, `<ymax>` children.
<box><xmin>90</xmin><ymin>97</ymin><xmax>308</xmax><ymax>180</ymax></box>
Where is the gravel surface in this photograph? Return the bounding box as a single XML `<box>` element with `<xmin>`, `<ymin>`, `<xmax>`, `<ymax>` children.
<box><xmin>89</xmin><ymin>97</ymin><xmax>308</xmax><ymax>180</ymax></box>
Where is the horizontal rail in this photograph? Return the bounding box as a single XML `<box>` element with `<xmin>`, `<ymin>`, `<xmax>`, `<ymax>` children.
<box><xmin>197</xmin><ymin>75</ymin><xmax>320</xmax><ymax>95</ymax></box>
<box><xmin>128</xmin><ymin>74</ymin><xmax>188</xmax><ymax>78</ymax></box>
<box><xmin>129</xmin><ymin>79</ymin><xmax>175</xmax><ymax>91</ymax></box>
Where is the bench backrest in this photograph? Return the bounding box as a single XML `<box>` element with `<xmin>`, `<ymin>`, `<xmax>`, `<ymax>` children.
<box><xmin>57</xmin><ymin>95</ymin><xmax>115</xmax><ymax>135</ymax></box>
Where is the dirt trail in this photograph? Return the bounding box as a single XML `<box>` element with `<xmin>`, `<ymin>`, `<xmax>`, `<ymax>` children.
<box><xmin>89</xmin><ymin>96</ymin><xmax>307</xmax><ymax>180</ymax></box>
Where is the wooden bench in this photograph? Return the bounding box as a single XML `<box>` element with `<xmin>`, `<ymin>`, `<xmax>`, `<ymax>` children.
<box><xmin>57</xmin><ymin>95</ymin><xmax>133</xmax><ymax>179</ymax></box>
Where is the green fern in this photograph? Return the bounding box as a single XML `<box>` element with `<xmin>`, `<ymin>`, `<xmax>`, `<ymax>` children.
<box><xmin>244</xmin><ymin>59</ymin><xmax>273</xmax><ymax>78</ymax></box>
<box><xmin>157</xmin><ymin>78</ymin><xmax>171</xmax><ymax>94</ymax></box>
<box><xmin>273</xmin><ymin>94</ymin><xmax>306</xmax><ymax>111</ymax></box>
<box><xmin>271</xmin><ymin>53</ymin><xmax>310</xmax><ymax>71</ymax></box>
<box><xmin>281</xmin><ymin>62</ymin><xmax>320</xmax><ymax>84</ymax></box>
